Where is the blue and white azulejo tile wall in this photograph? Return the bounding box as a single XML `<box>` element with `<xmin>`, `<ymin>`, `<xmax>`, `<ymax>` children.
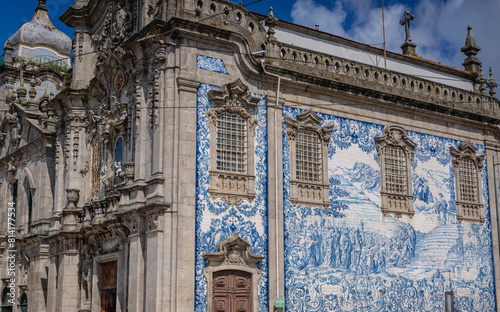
<box><xmin>195</xmin><ymin>83</ymin><xmax>269</xmax><ymax>312</ymax></box>
<box><xmin>282</xmin><ymin>106</ymin><xmax>496</xmax><ymax>312</ymax></box>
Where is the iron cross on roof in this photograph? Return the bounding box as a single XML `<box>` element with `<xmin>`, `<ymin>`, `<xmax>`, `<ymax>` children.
<box><xmin>400</xmin><ymin>10</ymin><xmax>414</xmax><ymax>42</ymax></box>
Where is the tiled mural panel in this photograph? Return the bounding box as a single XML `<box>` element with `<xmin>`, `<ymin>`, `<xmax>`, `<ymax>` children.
<box><xmin>283</xmin><ymin>106</ymin><xmax>496</xmax><ymax>311</ymax></box>
<box><xmin>195</xmin><ymin>83</ymin><xmax>268</xmax><ymax>312</ymax></box>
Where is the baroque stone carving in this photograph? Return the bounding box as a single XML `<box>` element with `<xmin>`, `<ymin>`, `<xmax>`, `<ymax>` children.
<box><xmin>206</xmin><ymin>79</ymin><xmax>260</xmax><ymax>205</ymax></box>
<box><xmin>147</xmin><ymin>213</ymin><xmax>159</xmax><ymax>231</ymax></box>
<box><xmin>66</xmin><ymin>188</ymin><xmax>80</xmax><ymax>209</ymax></box>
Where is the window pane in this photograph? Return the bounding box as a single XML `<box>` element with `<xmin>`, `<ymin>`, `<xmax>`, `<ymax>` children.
<box><xmin>216</xmin><ymin>112</ymin><xmax>247</xmax><ymax>173</ymax></box>
<box><xmin>458</xmin><ymin>158</ymin><xmax>478</xmax><ymax>203</ymax></box>
<box><xmin>296</xmin><ymin>130</ymin><xmax>322</xmax><ymax>183</ymax></box>
<box><xmin>385</xmin><ymin>145</ymin><xmax>407</xmax><ymax>194</ymax></box>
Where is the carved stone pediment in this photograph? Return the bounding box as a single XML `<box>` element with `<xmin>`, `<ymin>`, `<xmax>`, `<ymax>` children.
<box><xmin>207</xmin><ymin>78</ymin><xmax>260</xmax><ymax>126</ymax></box>
<box><xmin>203</xmin><ymin>233</ymin><xmax>264</xmax><ymax>269</ymax></box>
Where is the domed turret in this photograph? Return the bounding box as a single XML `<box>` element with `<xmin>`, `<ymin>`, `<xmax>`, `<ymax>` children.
<box><xmin>4</xmin><ymin>0</ymin><xmax>72</xmax><ymax>66</ymax></box>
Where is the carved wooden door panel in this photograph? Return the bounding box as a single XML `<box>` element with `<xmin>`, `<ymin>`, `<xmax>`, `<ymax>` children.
<box><xmin>101</xmin><ymin>261</ymin><xmax>117</xmax><ymax>312</ymax></box>
<box><xmin>213</xmin><ymin>270</ymin><xmax>252</xmax><ymax>312</ymax></box>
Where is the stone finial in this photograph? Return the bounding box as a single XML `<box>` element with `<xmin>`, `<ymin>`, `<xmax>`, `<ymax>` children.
<box><xmin>3</xmin><ymin>40</ymin><xmax>13</xmax><ymax>65</ymax></box>
<box><xmin>400</xmin><ymin>11</ymin><xmax>417</xmax><ymax>57</ymax></box>
<box><xmin>476</xmin><ymin>65</ymin><xmax>487</xmax><ymax>94</ymax></box>
<box><xmin>36</xmin><ymin>0</ymin><xmax>48</xmax><ymax>11</ymax></box>
<box><xmin>265</xmin><ymin>7</ymin><xmax>278</xmax><ymax>41</ymax></box>
<box><xmin>487</xmin><ymin>67</ymin><xmax>497</xmax><ymax>97</ymax></box>
<box><xmin>461</xmin><ymin>26</ymin><xmax>482</xmax><ymax>74</ymax></box>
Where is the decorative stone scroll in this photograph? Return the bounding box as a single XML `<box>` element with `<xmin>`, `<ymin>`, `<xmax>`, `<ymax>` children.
<box><xmin>207</xmin><ymin>79</ymin><xmax>260</xmax><ymax>206</ymax></box>
<box><xmin>450</xmin><ymin>142</ymin><xmax>485</xmax><ymax>223</ymax></box>
<box><xmin>285</xmin><ymin>110</ymin><xmax>333</xmax><ymax>208</ymax></box>
<box><xmin>203</xmin><ymin>234</ymin><xmax>264</xmax><ymax>312</ymax></box>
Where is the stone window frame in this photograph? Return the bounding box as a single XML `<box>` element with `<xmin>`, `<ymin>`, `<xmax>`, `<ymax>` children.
<box><xmin>207</xmin><ymin>79</ymin><xmax>260</xmax><ymax>206</ymax></box>
<box><xmin>450</xmin><ymin>142</ymin><xmax>485</xmax><ymax>223</ymax></box>
<box><xmin>203</xmin><ymin>234</ymin><xmax>264</xmax><ymax>312</ymax></box>
<box><xmin>284</xmin><ymin>110</ymin><xmax>333</xmax><ymax>208</ymax></box>
<box><xmin>375</xmin><ymin>125</ymin><xmax>416</xmax><ymax>217</ymax></box>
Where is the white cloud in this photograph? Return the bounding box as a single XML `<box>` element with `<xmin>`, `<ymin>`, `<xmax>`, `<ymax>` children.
<box><xmin>290</xmin><ymin>0</ymin><xmax>500</xmax><ymax>84</ymax></box>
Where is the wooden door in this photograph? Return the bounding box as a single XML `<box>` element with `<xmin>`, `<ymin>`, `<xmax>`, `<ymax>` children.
<box><xmin>213</xmin><ymin>270</ymin><xmax>252</xmax><ymax>312</ymax></box>
<box><xmin>101</xmin><ymin>261</ymin><xmax>117</xmax><ymax>312</ymax></box>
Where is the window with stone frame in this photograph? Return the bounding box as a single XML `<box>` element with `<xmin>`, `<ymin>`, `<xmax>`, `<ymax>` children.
<box><xmin>207</xmin><ymin>79</ymin><xmax>260</xmax><ymax>206</ymax></box>
<box><xmin>450</xmin><ymin>142</ymin><xmax>485</xmax><ymax>223</ymax></box>
<box><xmin>375</xmin><ymin>126</ymin><xmax>416</xmax><ymax>217</ymax></box>
<box><xmin>284</xmin><ymin>110</ymin><xmax>333</xmax><ymax>208</ymax></box>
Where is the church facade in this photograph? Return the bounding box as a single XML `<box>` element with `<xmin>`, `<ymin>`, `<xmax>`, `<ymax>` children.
<box><xmin>1</xmin><ymin>0</ymin><xmax>500</xmax><ymax>311</ymax></box>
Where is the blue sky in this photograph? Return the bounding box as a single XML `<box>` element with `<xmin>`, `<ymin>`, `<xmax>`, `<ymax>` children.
<box><xmin>2</xmin><ymin>0</ymin><xmax>499</xmax><ymax>83</ymax></box>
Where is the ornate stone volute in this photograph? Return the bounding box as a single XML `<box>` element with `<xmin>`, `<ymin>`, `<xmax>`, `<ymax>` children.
<box><xmin>203</xmin><ymin>233</ymin><xmax>264</xmax><ymax>269</ymax></box>
<box><xmin>461</xmin><ymin>25</ymin><xmax>482</xmax><ymax>74</ymax></box>
<box><xmin>66</xmin><ymin>188</ymin><xmax>80</xmax><ymax>209</ymax></box>
<box><xmin>265</xmin><ymin>7</ymin><xmax>278</xmax><ymax>41</ymax></box>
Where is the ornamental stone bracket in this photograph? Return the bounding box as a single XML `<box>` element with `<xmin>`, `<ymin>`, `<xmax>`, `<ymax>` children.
<box><xmin>285</xmin><ymin>110</ymin><xmax>333</xmax><ymax>208</ymax></box>
<box><xmin>203</xmin><ymin>234</ymin><xmax>264</xmax><ymax>312</ymax></box>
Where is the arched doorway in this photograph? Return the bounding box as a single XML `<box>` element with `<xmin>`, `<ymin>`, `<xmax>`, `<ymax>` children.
<box><xmin>204</xmin><ymin>234</ymin><xmax>264</xmax><ymax>312</ymax></box>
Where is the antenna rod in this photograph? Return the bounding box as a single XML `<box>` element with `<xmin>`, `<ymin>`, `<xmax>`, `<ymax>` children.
<box><xmin>382</xmin><ymin>0</ymin><xmax>387</xmax><ymax>69</ymax></box>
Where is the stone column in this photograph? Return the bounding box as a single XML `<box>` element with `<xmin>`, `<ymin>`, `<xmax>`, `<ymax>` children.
<box><xmin>127</xmin><ymin>217</ymin><xmax>145</xmax><ymax>312</ymax></box>
<box><xmin>55</xmin><ymin>238</ymin><xmax>80</xmax><ymax>312</ymax></box>
<box><xmin>144</xmin><ymin>213</ymin><xmax>164</xmax><ymax>311</ymax></box>
<box><xmin>46</xmin><ymin>242</ymin><xmax>58</xmax><ymax>311</ymax></box>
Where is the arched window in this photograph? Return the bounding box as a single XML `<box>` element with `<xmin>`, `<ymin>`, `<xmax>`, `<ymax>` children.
<box><xmin>296</xmin><ymin>129</ymin><xmax>322</xmax><ymax>183</ymax></box>
<box><xmin>207</xmin><ymin>79</ymin><xmax>260</xmax><ymax>205</ymax></box>
<box><xmin>27</xmin><ymin>185</ymin><xmax>33</xmax><ymax>233</ymax></box>
<box><xmin>216</xmin><ymin>112</ymin><xmax>247</xmax><ymax>173</ymax></box>
<box><xmin>113</xmin><ymin>137</ymin><xmax>124</xmax><ymax>185</ymax></box>
<box><xmin>375</xmin><ymin>126</ymin><xmax>416</xmax><ymax>217</ymax></box>
<box><xmin>450</xmin><ymin>142</ymin><xmax>485</xmax><ymax>223</ymax></box>
<box><xmin>284</xmin><ymin>110</ymin><xmax>333</xmax><ymax>208</ymax></box>
<box><xmin>1</xmin><ymin>287</ymin><xmax>13</xmax><ymax>312</ymax></box>
<box><xmin>384</xmin><ymin>145</ymin><xmax>407</xmax><ymax>194</ymax></box>
<box><xmin>20</xmin><ymin>294</ymin><xmax>27</xmax><ymax>312</ymax></box>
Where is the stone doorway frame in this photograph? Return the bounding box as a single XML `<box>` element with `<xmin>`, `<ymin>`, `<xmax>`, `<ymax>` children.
<box><xmin>203</xmin><ymin>233</ymin><xmax>264</xmax><ymax>312</ymax></box>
